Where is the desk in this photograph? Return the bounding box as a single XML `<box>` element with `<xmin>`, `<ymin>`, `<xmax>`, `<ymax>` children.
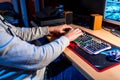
<box><xmin>64</xmin><ymin>24</ymin><xmax>120</xmax><ymax>80</ymax></box>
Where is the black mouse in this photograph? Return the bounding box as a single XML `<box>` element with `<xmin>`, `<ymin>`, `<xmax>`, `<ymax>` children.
<box><xmin>106</xmin><ymin>55</ymin><xmax>116</xmax><ymax>62</ymax></box>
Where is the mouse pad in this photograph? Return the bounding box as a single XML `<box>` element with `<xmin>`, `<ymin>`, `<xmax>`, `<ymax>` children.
<box><xmin>68</xmin><ymin>42</ymin><xmax>120</xmax><ymax>72</ymax></box>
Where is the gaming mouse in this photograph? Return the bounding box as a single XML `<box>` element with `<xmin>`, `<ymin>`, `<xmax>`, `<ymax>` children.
<box><xmin>106</xmin><ymin>55</ymin><xmax>117</xmax><ymax>62</ymax></box>
<box><xmin>106</xmin><ymin>52</ymin><xmax>120</xmax><ymax>62</ymax></box>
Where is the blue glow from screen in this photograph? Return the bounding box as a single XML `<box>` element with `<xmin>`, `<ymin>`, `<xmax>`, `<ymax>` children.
<box><xmin>104</xmin><ymin>0</ymin><xmax>120</xmax><ymax>22</ymax></box>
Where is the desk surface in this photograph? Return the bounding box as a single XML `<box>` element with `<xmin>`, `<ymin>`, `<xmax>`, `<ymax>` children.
<box><xmin>64</xmin><ymin>24</ymin><xmax>120</xmax><ymax>80</ymax></box>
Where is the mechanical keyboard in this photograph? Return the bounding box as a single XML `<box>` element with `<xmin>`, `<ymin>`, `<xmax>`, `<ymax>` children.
<box><xmin>73</xmin><ymin>33</ymin><xmax>111</xmax><ymax>54</ymax></box>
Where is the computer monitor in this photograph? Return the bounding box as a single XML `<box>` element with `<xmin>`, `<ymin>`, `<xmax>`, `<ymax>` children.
<box><xmin>63</xmin><ymin>0</ymin><xmax>105</xmax><ymax>15</ymax></box>
<box><xmin>104</xmin><ymin>0</ymin><xmax>120</xmax><ymax>26</ymax></box>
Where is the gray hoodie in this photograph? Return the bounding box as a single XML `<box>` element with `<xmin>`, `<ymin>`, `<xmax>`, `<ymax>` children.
<box><xmin>0</xmin><ymin>15</ymin><xmax>70</xmax><ymax>80</ymax></box>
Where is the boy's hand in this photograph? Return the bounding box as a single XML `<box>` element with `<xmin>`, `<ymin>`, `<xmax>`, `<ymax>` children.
<box><xmin>49</xmin><ymin>24</ymin><xmax>72</xmax><ymax>35</ymax></box>
<box><xmin>64</xmin><ymin>28</ymin><xmax>83</xmax><ymax>41</ymax></box>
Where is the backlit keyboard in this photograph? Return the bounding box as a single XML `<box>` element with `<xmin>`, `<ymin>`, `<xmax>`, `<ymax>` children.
<box><xmin>73</xmin><ymin>33</ymin><xmax>111</xmax><ymax>54</ymax></box>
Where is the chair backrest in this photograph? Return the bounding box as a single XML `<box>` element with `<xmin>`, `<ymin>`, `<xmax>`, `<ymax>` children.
<box><xmin>0</xmin><ymin>2</ymin><xmax>19</xmax><ymax>25</ymax></box>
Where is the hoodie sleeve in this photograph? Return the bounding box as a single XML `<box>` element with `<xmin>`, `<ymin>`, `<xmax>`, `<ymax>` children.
<box><xmin>0</xmin><ymin>32</ymin><xmax>70</xmax><ymax>70</ymax></box>
<box><xmin>6</xmin><ymin>23</ymin><xmax>49</xmax><ymax>41</ymax></box>
<box><xmin>0</xmin><ymin>15</ymin><xmax>49</xmax><ymax>41</ymax></box>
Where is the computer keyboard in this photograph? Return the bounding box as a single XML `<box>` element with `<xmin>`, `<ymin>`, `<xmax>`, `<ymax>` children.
<box><xmin>73</xmin><ymin>33</ymin><xmax>111</xmax><ymax>54</ymax></box>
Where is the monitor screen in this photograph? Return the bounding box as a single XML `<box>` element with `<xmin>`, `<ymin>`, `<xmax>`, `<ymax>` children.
<box><xmin>104</xmin><ymin>0</ymin><xmax>120</xmax><ymax>26</ymax></box>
